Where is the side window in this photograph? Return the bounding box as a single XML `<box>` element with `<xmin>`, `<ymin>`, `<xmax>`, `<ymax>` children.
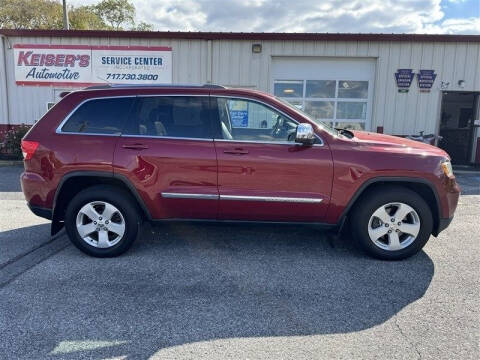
<box><xmin>61</xmin><ymin>97</ymin><xmax>134</xmax><ymax>134</ymax></box>
<box><xmin>123</xmin><ymin>96</ymin><xmax>211</xmax><ymax>139</ymax></box>
<box><xmin>216</xmin><ymin>98</ymin><xmax>298</xmax><ymax>142</ymax></box>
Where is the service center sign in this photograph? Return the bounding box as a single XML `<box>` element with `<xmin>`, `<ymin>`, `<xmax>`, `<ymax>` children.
<box><xmin>14</xmin><ymin>44</ymin><xmax>172</xmax><ymax>86</ymax></box>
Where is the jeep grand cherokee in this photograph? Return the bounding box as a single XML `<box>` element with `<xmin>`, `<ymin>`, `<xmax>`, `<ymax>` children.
<box><xmin>20</xmin><ymin>84</ymin><xmax>460</xmax><ymax>260</ymax></box>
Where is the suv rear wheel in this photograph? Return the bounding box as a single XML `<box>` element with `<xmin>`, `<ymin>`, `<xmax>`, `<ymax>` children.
<box><xmin>65</xmin><ymin>185</ymin><xmax>140</xmax><ymax>257</ymax></box>
<box><xmin>351</xmin><ymin>186</ymin><xmax>433</xmax><ymax>260</ymax></box>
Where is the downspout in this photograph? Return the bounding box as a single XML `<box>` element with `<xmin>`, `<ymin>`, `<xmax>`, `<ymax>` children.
<box><xmin>0</xmin><ymin>35</ymin><xmax>11</xmax><ymax>129</ymax></box>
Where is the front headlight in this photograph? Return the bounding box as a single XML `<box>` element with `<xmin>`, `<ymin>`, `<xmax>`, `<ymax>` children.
<box><xmin>441</xmin><ymin>160</ymin><xmax>454</xmax><ymax>178</ymax></box>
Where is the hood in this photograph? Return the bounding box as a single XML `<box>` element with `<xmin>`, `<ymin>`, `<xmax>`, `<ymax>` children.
<box><xmin>351</xmin><ymin>130</ymin><xmax>449</xmax><ymax>158</ymax></box>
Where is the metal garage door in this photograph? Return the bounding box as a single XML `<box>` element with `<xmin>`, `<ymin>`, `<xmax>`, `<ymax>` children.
<box><xmin>271</xmin><ymin>57</ymin><xmax>376</xmax><ymax>131</ymax></box>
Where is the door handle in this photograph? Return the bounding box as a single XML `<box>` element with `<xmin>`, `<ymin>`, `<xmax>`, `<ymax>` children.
<box><xmin>223</xmin><ymin>148</ymin><xmax>249</xmax><ymax>155</ymax></box>
<box><xmin>122</xmin><ymin>143</ymin><xmax>149</xmax><ymax>150</ymax></box>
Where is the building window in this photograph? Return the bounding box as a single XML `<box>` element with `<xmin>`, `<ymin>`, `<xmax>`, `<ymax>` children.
<box><xmin>274</xmin><ymin>79</ymin><xmax>370</xmax><ymax>130</ymax></box>
<box><xmin>306</xmin><ymin>80</ymin><xmax>336</xmax><ymax>98</ymax></box>
<box><xmin>273</xmin><ymin>80</ymin><xmax>303</xmax><ymax>98</ymax></box>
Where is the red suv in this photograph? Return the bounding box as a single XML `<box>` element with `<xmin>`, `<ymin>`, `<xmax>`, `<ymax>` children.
<box><xmin>21</xmin><ymin>84</ymin><xmax>460</xmax><ymax>260</ymax></box>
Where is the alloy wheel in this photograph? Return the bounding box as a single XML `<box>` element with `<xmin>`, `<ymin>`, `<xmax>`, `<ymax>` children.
<box><xmin>367</xmin><ymin>202</ymin><xmax>421</xmax><ymax>251</ymax></box>
<box><xmin>75</xmin><ymin>201</ymin><xmax>125</xmax><ymax>248</ymax></box>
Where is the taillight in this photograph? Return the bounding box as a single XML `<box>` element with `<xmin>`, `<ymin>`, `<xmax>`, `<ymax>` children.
<box><xmin>21</xmin><ymin>140</ymin><xmax>39</xmax><ymax>160</ymax></box>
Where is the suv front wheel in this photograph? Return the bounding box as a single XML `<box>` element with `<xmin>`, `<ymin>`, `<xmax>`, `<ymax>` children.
<box><xmin>351</xmin><ymin>186</ymin><xmax>433</xmax><ymax>260</ymax></box>
<box><xmin>65</xmin><ymin>185</ymin><xmax>140</xmax><ymax>257</ymax></box>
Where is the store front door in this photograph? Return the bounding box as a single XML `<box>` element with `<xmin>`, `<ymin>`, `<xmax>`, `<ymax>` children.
<box><xmin>439</xmin><ymin>92</ymin><xmax>479</xmax><ymax>165</ymax></box>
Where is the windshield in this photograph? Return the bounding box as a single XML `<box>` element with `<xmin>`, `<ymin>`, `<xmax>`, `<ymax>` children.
<box><xmin>274</xmin><ymin>96</ymin><xmax>339</xmax><ymax>136</ymax></box>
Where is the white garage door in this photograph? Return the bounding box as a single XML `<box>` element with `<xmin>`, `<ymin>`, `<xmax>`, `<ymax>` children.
<box><xmin>272</xmin><ymin>57</ymin><xmax>376</xmax><ymax>131</ymax></box>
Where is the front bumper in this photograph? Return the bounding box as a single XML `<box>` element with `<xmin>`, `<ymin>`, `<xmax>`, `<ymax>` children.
<box><xmin>433</xmin><ymin>216</ymin><xmax>454</xmax><ymax>236</ymax></box>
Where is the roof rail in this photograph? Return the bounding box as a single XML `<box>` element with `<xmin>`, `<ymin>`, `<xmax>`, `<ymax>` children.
<box><xmin>201</xmin><ymin>84</ymin><xmax>226</xmax><ymax>89</ymax></box>
<box><xmin>84</xmin><ymin>83</ymin><xmax>226</xmax><ymax>90</ymax></box>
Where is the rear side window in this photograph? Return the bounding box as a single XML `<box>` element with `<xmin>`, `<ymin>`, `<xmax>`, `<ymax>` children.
<box><xmin>123</xmin><ymin>96</ymin><xmax>211</xmax><ymax>139</ymax></box>
<box><xmin>61</xmin><ymin>97</ymin><xmax>134</xmax><ymax>134</ymax></box>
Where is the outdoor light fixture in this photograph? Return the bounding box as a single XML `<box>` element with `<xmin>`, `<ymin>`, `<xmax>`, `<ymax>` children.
<box><xmin>283</xmin><ymin>89</ymin><xmax>294</xmax><ymax>94</ymax></box>
<box><xmin>458</xmin><ymin>80</ymin><xmax>465</xmax><ymax>88</ymax></box>
<box><xmin>252</xmin><ymin>43</ymin><xmax>262</xmax><ymax>53</ymax></box>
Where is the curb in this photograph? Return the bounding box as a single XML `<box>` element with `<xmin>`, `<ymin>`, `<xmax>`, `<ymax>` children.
<box><xmin>0</xmin><ymin>160</ymin><xmax>23</xmax><ymax>166</ymax></box>
<box><xmin>454</xmin><ymin>170</ymin><xmax>480</xmax><ymax>175</ymax></box>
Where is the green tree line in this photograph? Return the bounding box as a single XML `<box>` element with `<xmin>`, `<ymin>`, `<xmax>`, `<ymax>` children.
<box><xmin>0</xmin><ymin>0</ymin><xmax>154</xmax><ymax>31</ymax></box>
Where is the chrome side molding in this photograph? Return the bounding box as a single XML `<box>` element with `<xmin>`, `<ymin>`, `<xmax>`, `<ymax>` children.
<box><xmin>161</xmin><ymin>192</ymin><xmax>323</xmax><ymax>203</ymax></box>
<box><xmin>220</xmin><ymin>195</ymin><xmax>323</xmax><ymax>203</ymax></box>
<box><xmin>161</xmin><ymin>193</ymin><xmax>219</xmax><ymax>200</ymax></box>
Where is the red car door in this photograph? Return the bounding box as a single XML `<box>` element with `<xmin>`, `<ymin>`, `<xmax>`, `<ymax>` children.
<box><xmin>212</xmin><ymin>96</ymin><xmax>333</xmax><ymax>222</ymax></box>
<box><xmin>114</xmin><ymin>95</ymin><xmax>218</xmax><ymax>220</ymax></box>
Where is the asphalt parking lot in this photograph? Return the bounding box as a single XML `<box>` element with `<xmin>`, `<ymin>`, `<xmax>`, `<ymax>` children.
<box><xmin>0</xmin><ymin>165</ymin><xmax>479</xmax><ymax>360</ymax></box>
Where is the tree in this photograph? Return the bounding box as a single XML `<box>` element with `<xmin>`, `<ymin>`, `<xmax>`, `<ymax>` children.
<box><xmin>132</xmin><ymin>21</ymin><xmax>154</xmax><ymax>31</ymax></box>
<box><xmin>0</xmin><ymin>0</ymin><xmax>153</xmax><ymax>31</ymax></box>
<box><xmin>69</xmin><ymin>5</ymin><xmax>109</xmax><ymax>30</ymax></box>
<box><xmin>0</xmin><ymin>0</ymin><xmax>63</xmax><ymax>29</ymax></box>
<box><xmin>94</xmin><ymin>0</ymin><xmax>135</xmax><ymax>30</ymax></box>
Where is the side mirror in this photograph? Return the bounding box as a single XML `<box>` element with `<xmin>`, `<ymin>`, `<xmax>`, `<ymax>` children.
<box><xmin>295</xmin><ymin>123</ymin><xmax>315</xmax><ymax>145</ymax></box>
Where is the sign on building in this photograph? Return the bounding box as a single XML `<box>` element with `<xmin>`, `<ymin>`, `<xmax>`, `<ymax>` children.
<box><xmin>416</xmin><ymin>70</ymin><xmax>437</xmax><ymax>93</ymax></box>
<box><xmin>13</xmin><ymin>44</ymin><xmax>172</xmax><ymax>86</ymax></box>
<box><xmin>394</xmin><ymin>69</ymin><xmax>414</xmax><ymax>93</ymax></box>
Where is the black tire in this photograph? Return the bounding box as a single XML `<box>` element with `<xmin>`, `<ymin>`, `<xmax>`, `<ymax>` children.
<box><xmin>350</xmin><ymin>185</ymin><xmax>433</xmax><ymax>260</ymax></box>
<box><xmin>65</xmin><ymin>185</ymin><xmax>140</xmax><ymax>257</ymax></box>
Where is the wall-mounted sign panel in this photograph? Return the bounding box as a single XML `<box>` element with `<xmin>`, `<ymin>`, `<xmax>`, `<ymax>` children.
<box><xmin>417</xmin><ymin>70</ymin><xmax>437</xmax><ymax>93</ymax></box>
<box><xmin>394</xmin><ymin>69</ymin><xmax>414</xmax><ymax>93</ymax></box>
<box><xmin>13</xmin><ymin>44</ymin><xmax>172</xmax><ymax>87</ymax></box>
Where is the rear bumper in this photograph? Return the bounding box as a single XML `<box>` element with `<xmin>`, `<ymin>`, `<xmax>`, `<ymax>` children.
<box><xmin>27</xmin><ymin>203</ymin><xmax>52</xmax><ymax>220</ymax></box>
<box><xmin>21</xmin><ymin>171</ymin><xmax>50</xmax><ymax>208</ymax></box>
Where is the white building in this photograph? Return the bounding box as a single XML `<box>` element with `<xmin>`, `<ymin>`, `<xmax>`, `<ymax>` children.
<box><xmin>1</xmin><ymin>29</ymin><xmax>479</xmax><ymax>165</ymax></box>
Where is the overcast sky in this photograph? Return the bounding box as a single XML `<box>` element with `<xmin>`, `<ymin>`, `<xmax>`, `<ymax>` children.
<box><xmin>69</xmin><ymin>0</ymin><xmax>480</xmax><ymax>34</ymax></box>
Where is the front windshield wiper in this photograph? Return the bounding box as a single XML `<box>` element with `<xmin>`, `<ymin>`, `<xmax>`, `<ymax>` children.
<box><xmin>335</xmin><ymin>128</ymin><xmax>355</xmax><ymax>139</ymax></box>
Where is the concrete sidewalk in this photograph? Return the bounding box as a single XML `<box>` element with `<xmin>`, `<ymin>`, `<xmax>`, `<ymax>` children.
<box><xmin>455</xmin><ymin>172</ymin><xmax>480</xmax><ymax>195</ymax></box>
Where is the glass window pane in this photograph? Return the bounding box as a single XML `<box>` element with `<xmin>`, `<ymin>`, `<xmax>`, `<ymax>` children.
<box><xmin>336</xmin><ymin>121</ymin><xmax>365</xmax><ymax>130</ymax></box>
<box><xmin>274</xmin><ymin>81</ymin><xmax>303</xmax><ymax>98</ymax></box>
<box><xmin>216</xmin><ymin>98</ymin><xmax>297</xmax><ymax>142</ymax></box>
<box><xmin>337</xmin><ymin>102</ymin><xmax>367</xmax><ymax>120</ymax></box>
<box><xmin>338</xmin><ymin>81</ymin><xmax>368</xmax><ymax>99</ymax></box>
<box><xmin>62</xmin><ymin>98</ymin><xmax>134</xmax><ymax>134</ymax></box>
<box><xmin>124</xmin><ymin>96</ymin><xmax>211</xmax><ymax>139</ymax></box>
<box><xmin>305</xmin><ymin>101</ymin><xmax>335</xmax><ymax>119</ymax></box>
<box><xmin>282</xmin><ymin>99</ymin><xmax>303</xmax><ymax>110</ymax></box>
<box><xmin>305</xmin><ymin>80</ymin><xmax>335</xmax><ymax>98</ymax></box>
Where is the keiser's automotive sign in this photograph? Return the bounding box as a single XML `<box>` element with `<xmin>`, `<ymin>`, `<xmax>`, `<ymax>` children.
<box><xmin>13</xmin><ymin>44</ymin><xmax>172</xmax><ymax>86</ymax></box>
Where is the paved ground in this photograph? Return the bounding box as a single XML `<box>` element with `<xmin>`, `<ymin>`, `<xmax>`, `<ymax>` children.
<box><xmin>0</xmin><ymin>165</ymin><xmax>478</xmax><ymax>360</ymax></box>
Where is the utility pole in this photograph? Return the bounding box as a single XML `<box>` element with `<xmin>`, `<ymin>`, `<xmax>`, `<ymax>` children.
<box><xmin>62</xmin><ymin>0</ymin><xmax>69</xmax><ymax>30</ymax></box>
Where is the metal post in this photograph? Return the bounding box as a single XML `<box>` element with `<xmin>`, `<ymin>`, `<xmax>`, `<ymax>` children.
<box><xmin>62</xmin><ymin>0</ymin><xmax>69</xmax><ymax>30</ymax></box>
<box><xmin>0</xmin><ymin>36</ymin><xmax>11</xmax><ymax>128</ymax></box>
<box><xmin>206</xmin><ymin>40</ymin><xmax>212</xmax><ymax>84</ymax></box>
